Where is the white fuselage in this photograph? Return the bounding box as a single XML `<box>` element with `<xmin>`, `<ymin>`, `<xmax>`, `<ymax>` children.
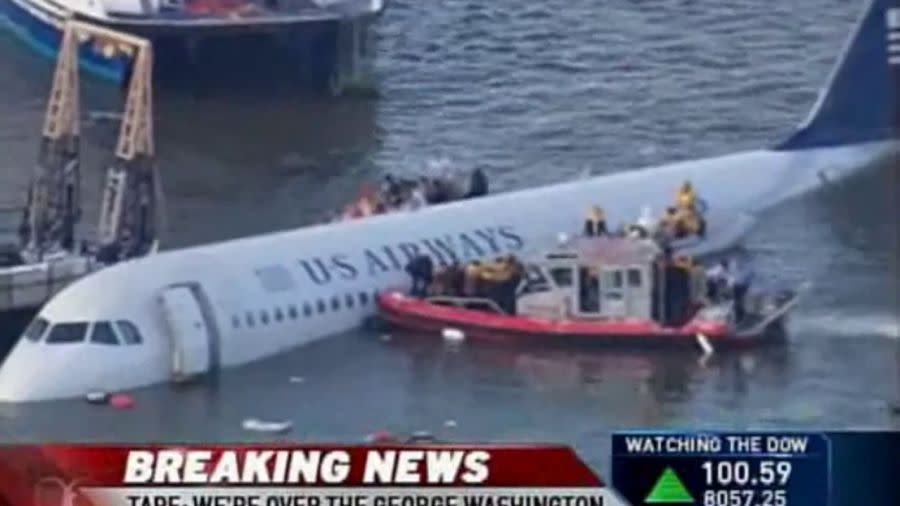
<box><xmin>0</xmin><ymin>142</ymin><xmax>894</xmax><ymax>402</ymax></box>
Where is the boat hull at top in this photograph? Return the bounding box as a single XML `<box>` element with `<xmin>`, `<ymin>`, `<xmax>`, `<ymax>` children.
<box><xmin>0</xmin><ymin>0</ymin><xmax>385</xmax><ymax>89</ymax></box>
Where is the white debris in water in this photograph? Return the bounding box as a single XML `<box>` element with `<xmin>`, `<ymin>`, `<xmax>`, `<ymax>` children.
<box><xmin>444</xmin><ymin>419</ymin><xmax>457</xmax><ymax>428</ymax></box>
<box><xmin>442</xmin><ymin>328</ymin><xmax>465</xmax><ymax>343</ymax></box>
<box><xmin>242</xmin><ymin>418</ymin><xmax>293</xmax><ymax>434</ymax></box>
<box><xmin>380</xmin><ymin>334</ymin><xmax>392</xmax><ymax>342</ymax></box>
<box><xmin>85</xmin><ymin>391</ymin><xmax>109</xmax><ymax>404</ymax></box>
<box><xmin>289</xmin><ymin>376</ymin><xmax>305</xmax><ymax>384</ymax></box>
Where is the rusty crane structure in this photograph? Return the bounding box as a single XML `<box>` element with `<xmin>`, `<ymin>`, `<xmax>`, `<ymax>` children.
<box><xmin>2</xmin><ymin>20</ymin><xmax>162</xmax><ymax>315</ymax></box>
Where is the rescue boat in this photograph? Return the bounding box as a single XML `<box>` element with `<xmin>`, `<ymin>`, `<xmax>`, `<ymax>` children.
<box><xmin>377</xmin><ymin>235</ymin><xmax>804</xmax><ymax>350</ymax></box>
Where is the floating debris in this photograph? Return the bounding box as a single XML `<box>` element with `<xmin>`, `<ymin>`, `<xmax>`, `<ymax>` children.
<box><xmin>289</xmin><ymin>376</ymin><xmax>305</xmax><ymax>384</ymax></box>
<box><xmin>444</xmin><ymin>419</ymin><xmax>457</xmax><ymax>428</ymax></box>
<box><xmin>242</xmin><ymin>418</ymin><xmax>293</xmax><ymax>434</ymax></box>
<box><xmin>366</xmin><ymin>430</ymin><xmax>399</xmax><ymax>443</ymax></box>
<box><xmin>442</xmin><ymin>328</ymin><xmax>465</xmax><ymax>343</ymax></box>
<box><xmin>109</xmin><ymin>393</ymin><xmax>134</xmax><ymax>410</ymax></box>
<box><xmin>380</xmin><ymin>334</ymin><xmax>392</xmax><ymax>342</ymax></box>
<box><xmin>408</xmin><ymin>431</ymin><xmax>437</xmax><ymax>443</ymax></box>
<box><xmin>85</xmin><ymin>391</ymin><xmax>109</xmax><ymax>404</ymax></box>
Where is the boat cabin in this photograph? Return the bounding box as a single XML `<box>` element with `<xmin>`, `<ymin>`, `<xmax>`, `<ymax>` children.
<box><xmin>517</xmin><ymin>236</ymin><xmax>705</xmax><ymax>326</ymax></box>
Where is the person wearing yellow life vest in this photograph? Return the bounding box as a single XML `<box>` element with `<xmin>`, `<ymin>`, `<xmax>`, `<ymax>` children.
<box><xmin>673</xmin><ymin>181</ymin><xmax>706</xmax><ymax>238</ymax></box>
<box><xmin>463</xmin><ymin>261</ymin><xmax>482</xmax><ymax>296</ymax></box>
<box><xmin>676</xmin><ymin>181</ymin><xmax>696</xmax><ymax>211</ymax></box>
<box><xmin>583</xmin><ymin>206</ymin><xmax>608</xmax><ymax>237</ymax></box>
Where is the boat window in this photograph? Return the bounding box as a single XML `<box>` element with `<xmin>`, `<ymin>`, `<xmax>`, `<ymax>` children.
<box><xmin>345</xmin><ymin>293</ymin><xmax>355</xmax><ymax>308</ymax></box>
<box><xmin>603</xmin><ymin>292</ymin><xmax>624</xmax><ymax>301</ymax></box>
<box><xmin>90</xmin><ymin>322</ymin><xmax>119</xmax><ymax>345</ymax></box>
<box><xmin>274</xmin><ymin>307</ymin><xmax>284</xmax><ymax>322</ymax></box>
<box><xmin>116</xmin><ymin>321</ymin><xmax>143</xmax><ymax>345</ymax></box>
<box><xmin>520</xmin><ymin>265</ymin><xmax>550</xmax><ymax>294</ymax></box>
<box><xmin>359</xmin><ymin>292</ymin><xmax>369</xmax><ymax>305</ymax></box>
<box><xmin>303</xmin><ymin>303</ymin><xmax>313</xmax><ymax>316</ymax></box>
<box><xmin>288</xmin><ymin>305</ymin><xmax>298</xmax><ymax>319</ymax></box>
<box><xmin>231</xmin><ymin>315</ymin><xmax>240</xmax><ymax>329</ymax></box>
<box><xmin>603</xmin><ymin>269</ymin><xmax>624</xmax><ymax>289</ymax></box>
<box><xmin>331</xmin><ymin>296</ymin><xmax>340</xmax><ymax>311</ymax></box>
<box><xmin>246</xmin><ymin>312</ymin><xmax>256</xmax><ymax>327</ymax></box>
<box><xmin>550</xmin><ymin>267</ymin><xmax>573</xmax><ymax>287</ymax></box>
<box><xmin>627</xmin><ymin>268</ymin><xmax>642</xmax><ymax>287</ymax></box>
<box><xmin>260</xmin><ymin>310</ymin><xmax>270</xmax><ymax>325</ymax></box>
<box><xmin>23</xmin><ymin>317</ymin><xmax>49</xmax><ymax>342</ymax></box>
<box><xmin>45</xmin><ymin>322</ymin><xmax>88</xmax><ymax>344</ymax></box>
<box><xmin>317</xmin><ymin>300</ymin><xmax>326</xmax><ymax>314</ymax></box>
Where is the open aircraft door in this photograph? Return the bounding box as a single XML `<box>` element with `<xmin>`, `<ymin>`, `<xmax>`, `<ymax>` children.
<box><xmin>158</xmin><ymin>285</ymin><xmax>215</xmax><ymax>382</ymax></box>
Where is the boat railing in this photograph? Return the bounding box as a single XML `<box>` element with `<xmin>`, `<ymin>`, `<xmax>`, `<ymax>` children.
<box><xmin>425</xmin><ymin>295</ymin><xmax>508</xmax><ymax>315</ymax></box>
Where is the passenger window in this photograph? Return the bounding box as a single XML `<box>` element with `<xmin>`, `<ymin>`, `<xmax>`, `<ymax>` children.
<box><xmin>260</xmin><ymin>310</ymin><xmax>270</xmax><ymax>325</ymax></box>
<box><xmin>345</xmin><ymin>293</ymin><xmax>354</xmax><ymax>308</ymax></box>
<box><xmin>627</xmin><ymin>268</ymin><xmax>642</xmax><ymax>287</ymax></box>
<box><xmin>550</xmin><ymin>267</ymin><xmax>573</xmax><ymax>287</ymax></box>
<box><xmin>246</xmin><ymin>312</ymin><xmax>256</xmax><ymax>327</ymax></box>
<box><xmin>359</xmin><ymin>292</ymin><xmax>369</xmax><ymax>305</ymax></box>
<box><xmin>317</xmin><ymin>300</ymin><xmax>326</xmax><ymax>313</ymax></box>
<box><xmin>46</xmin><ymin>323</ymin><xmax>88</xmax><ymax>344</ymax></box>
<box><xmin>116</xmin><ymin>321</ymin><xmax>143</xmax><ymax>345</ymax></box>
<box><xmin>288</xmin><ymin>305</ymin><xmax>298</xmax><ymax>319</ymax></box>
<box><xmin>331</xmin><ymin>296</ymin><xmax>340</xmax><ymax>311</ymax></box>
<box><xmin>274</xmin><ymin>307</ymin><xmax>284</xmax><ymax>322</ymax></box>
<box><xmin>303</xmin><ymin>303</ymin><xmax>313</xmax><ymax>317</ymax></box>
<box><xmin>90</xmin><ymin>322</ymin><xmax>119</xmax><ymax>345</ymax></box>
<box><xmin>23</xmin><ymin>317</ymin><xmax>49</xmax><ymax>342</ymax></box>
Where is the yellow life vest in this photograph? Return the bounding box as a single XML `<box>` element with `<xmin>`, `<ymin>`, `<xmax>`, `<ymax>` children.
<box><xmin>677</xmin><ymin>190</ymin><xmax>695</xmax><ymax>210</ymax></box>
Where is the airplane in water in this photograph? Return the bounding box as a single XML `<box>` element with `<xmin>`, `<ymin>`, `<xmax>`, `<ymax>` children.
<box><xmin>0</xmin><ymin>0</ymin><xmax>897</xmax><ymax>402</ymax></box>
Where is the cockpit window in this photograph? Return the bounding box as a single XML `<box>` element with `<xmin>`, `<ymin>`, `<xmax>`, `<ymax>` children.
<box><xmin>45</xmin><ymin>323</ymin><xmax>88</xmax><ymax>344</ymax></box>
<box><xmin>89</xmin><ymin>322</ymin><xmax>119</xmax><ymax>345</ymax></box>
<box><xmin>23</xmin><ymin>317</ymin><xmax>49</xmax><ymax>342</ymax></box>
<box><xmin>115</xmin><ymin>320</ymin><xmax>143</xmax><ymax>345</ymax></box>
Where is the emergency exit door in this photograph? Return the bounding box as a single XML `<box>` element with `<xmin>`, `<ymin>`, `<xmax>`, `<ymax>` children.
<box><xmin>159</xmin><ymin>286</ymin><xmax>212</xmax><ymax>381</ymax></box>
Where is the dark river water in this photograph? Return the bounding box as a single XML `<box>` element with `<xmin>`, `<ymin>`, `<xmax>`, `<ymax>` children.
<box><xmin>0</xmin><ymin>0</ymin><xmax>898</xmax><ymax>475</ymax></box>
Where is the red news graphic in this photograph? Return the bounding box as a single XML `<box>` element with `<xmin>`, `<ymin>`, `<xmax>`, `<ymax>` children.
<box><xmin>0</xmin><ymin>445</ymin><xmax>622</xmax><ymax>506</ymax></box>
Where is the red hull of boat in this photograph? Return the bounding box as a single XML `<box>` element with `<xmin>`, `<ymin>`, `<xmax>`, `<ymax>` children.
<box><xmin>377</xmin><ymin>290</ymin><xmax>774</xmax><ymax>348</ymax></box>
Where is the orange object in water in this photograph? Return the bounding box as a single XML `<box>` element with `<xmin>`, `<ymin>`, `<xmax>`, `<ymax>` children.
<box><xmin>109</xmin><ymin>393</ymin><xmax>134</xmax><ymax>409</ymax></box>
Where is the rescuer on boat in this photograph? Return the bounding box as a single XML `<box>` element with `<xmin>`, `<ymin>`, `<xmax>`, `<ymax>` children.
<box><xmin>671</xmin><ymin>181</ymin><xmax>707</xmax><ymax>239</ymax></box>
<box><xmin>726</xmin><ymin>257</ymin><xmax>754</xmax><ymax>323</ymax></box>
<box><xmin>405</xmin><ymin>254</ymin><xmax>524</xmax><ymax>315</ymax></box>
<box><xmin>583</xmin><ymin>206</ymin><xmax>608</xmax><ymax>237</ymax></box>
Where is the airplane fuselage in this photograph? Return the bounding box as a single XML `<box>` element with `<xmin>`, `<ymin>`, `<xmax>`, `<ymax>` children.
<box><xmin>0</xmin><ymin>141</ymin><xmax>894</xmax><ymax>402</ymax></box>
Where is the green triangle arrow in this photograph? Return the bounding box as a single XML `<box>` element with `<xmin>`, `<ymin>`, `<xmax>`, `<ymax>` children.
<box><xmin>644</xmin><ymin>466</ymin><xmax>694</xmax><ymax>504</ymax></box>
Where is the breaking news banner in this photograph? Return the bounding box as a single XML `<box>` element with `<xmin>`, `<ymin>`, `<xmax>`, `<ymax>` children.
<box><xmin>0</xmin><ymin>445</ymin><xmax>629</xmax><ymax>506</ymax></box>
<box><xmin>611</xmin><ymin>431</ymin><xmax>900</xmax><ymax>506</ymax></box>
<box><xmin>2</xmin><ymin>435</ymin><xmax>900</xmax><ymax>506</ymax></box>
